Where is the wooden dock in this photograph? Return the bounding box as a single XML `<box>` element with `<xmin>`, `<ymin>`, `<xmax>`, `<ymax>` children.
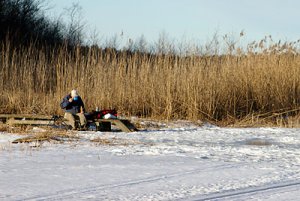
<box><xmin>0</xmin><ymin>114</ymin><xmax>138</xmax><ymax>132</ymax></box>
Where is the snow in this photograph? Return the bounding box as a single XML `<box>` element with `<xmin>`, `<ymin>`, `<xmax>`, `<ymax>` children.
<box><xmin>0</xmin><ymin>121</ymin><xmax>300</xmax><ymax>200</ymax></box>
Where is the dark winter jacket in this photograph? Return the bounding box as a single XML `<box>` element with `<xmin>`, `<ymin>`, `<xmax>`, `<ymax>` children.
<box><xmin>60</xmin><ymin>94</ymin><xmax>85</xmax><ymax>115</ymax></box>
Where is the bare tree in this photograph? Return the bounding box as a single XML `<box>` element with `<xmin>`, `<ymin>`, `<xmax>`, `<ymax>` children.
<box><xmin>64</xmin><ymin>3</ymin><xmax>85</xmax><ymax>46</ymax></box>
<box><xmin>154</xmin><ymin>31</ymin><xmax>175</xmax><ymax>54</ymax></box>
<box><xmin>134</xmin><ymin>34</ymin><xmax>148</xmax><ymax>53</ymax></box>
<box><xmin>0</xmin><ymin>0</ymin><xmax>65</xmax><ymax>46</ymax></box>
<box><xmin>105</xmin><ymin>33</ymin><xmax>120</xmax><ymax>49</ymax></box>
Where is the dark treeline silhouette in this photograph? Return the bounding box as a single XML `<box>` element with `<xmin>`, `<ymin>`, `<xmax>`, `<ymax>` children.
<box><xmin>0</xmin><ymin>0</ymin><xmax>82</xmax><ymax>48</ymax></box>
<box><xmin>0</xmin><ymin>0</ymin><xmax>154</xmax><ymax>62</ymax></box>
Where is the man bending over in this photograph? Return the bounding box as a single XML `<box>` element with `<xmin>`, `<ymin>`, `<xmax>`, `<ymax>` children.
<box><xmin>60</xmin><ymin>89</ymin><xmax>87</xmax><ymax>130</ymax></box>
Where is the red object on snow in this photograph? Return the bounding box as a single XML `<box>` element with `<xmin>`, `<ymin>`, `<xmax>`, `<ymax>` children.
<box><xmin>94</xmin><ymin>109</ymin><xmax>118</xmax><ymax>119</ymax></box>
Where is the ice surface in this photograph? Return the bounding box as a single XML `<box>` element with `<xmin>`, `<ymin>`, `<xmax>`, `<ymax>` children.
<box><xmin>0</xmin><ymin>122</ymin><xmax>300</xmax><ymax>200</ymax></box>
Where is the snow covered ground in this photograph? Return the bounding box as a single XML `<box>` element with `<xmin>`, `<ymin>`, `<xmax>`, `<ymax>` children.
<box><xmin>1</xmin><ymin>120</ymin><xmax>300</xmax><ymax>200</ymax></box>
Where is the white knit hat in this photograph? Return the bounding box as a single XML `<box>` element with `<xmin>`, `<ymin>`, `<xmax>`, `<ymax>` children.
<box><xmin>71</xmin><ymin>89</ymin><xmax>78</xmax><ymax>98</ymax></box>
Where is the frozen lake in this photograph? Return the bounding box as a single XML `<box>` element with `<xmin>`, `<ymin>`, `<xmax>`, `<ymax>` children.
<box><xmin>1</xmin><ymin>121</ymin><xmax>300</xmax><ymax>200</ymax></box>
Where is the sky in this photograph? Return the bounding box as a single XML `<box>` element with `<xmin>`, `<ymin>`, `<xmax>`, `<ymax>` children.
<box><xmin>46</xmin><ymin>0</ymin><xmax>300</xmax><ymax>46</ymax></box>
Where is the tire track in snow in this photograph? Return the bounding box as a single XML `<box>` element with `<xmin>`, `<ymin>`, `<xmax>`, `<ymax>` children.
<box><xmin>189</xmin><ymin>180</ymin><xmax>300</xmax><ymax>201</ymax></box>
<box><xmin>21</xmin><ymin>163</ymin><xmax>242</xmax><ymax>201</ymax></box>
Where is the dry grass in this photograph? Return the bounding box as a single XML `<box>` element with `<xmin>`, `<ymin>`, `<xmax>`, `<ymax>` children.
<box><xmin>0</xmin><ymin>123</ymin><xmax>8</xmax><ymax>132</ymax></box>
<box><xmin>91</xmin><ymin>137</ymin><xmax>142</xmax><ymax>146</ymax></box>
<box><xmin>244</xmin><ymin>138</ymin><xmax>273</xmax><ymax>146</ymax></box>
<box><xmin>11</xmin><ymin>130</ymin><xmax>76</xmax><ymax>144</ymax></box>
<box><xmin>1</xmin><ymin>34</ymin><xmax>300</xmax><ymax>124</ymax></box>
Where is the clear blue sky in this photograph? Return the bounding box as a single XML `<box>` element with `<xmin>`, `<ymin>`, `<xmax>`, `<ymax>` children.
<box><xmin>47</xmin><ymin>0</ymin><xmax>300</xmax><ymax>46</ymax></box>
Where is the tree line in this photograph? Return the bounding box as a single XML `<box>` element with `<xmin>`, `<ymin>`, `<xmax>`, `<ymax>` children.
<box><xmin>0</xmin><ymin>0</ymin><xmax>83</xmax><ymax>48</ymax></box>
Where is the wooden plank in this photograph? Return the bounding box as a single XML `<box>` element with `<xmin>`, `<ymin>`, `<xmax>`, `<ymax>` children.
<box><xmin>112</xmin><ymin>120</ymin><xmax>132</xmax><ymax>132</ymax></box>
<box><xmin>0</xmin><ymin>114</ymin><xmax>52</xmax><ymax>119</ymax></box>
<box><xmin>94</xmin><ymin>119</ymin><xmax>138</xmax><ymax>132</ymax></box>
<box><xmin>1</xmin><ymin>114</ymin><xmax>138</xmax><ymax>132</ymax></box>
<box><xmin>120</xmin><ymin>119</ymin><xmax>139</xmax><ymax>132</ymax></box>
<box><xmin>7</xmin><ymin>119</ymin><xmax>55</xmax><ymax>126</ymax></box>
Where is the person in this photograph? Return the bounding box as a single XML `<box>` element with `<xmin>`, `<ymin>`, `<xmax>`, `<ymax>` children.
<box><xmin>60</xmin><ymin>89</ymin><xmax>87</xmax><ymax>130</ymax></box>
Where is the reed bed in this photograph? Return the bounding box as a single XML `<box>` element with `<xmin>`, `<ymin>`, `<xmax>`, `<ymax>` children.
<box><xmin>1</xmin><ymin>36</ymin><xmax>300</xmax><ymax>124</ymax></box>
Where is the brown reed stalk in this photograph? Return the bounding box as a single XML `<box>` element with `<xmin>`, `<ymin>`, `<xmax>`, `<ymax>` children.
<box><xmin>1</xmin><ymin>36</ymin><xmax>300</xmax><ymax>123</ymax></box>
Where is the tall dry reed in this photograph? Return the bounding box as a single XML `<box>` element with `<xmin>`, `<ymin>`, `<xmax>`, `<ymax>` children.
<box><xmin>1</xmin><ymin>36</ymin><xmax>300</xmax><ymax>122</ymax></box>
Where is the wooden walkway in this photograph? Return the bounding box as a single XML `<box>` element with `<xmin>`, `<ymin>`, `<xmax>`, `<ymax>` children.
<box><xmin>0</xmin><ymin>114</ymin><xmax>138</xmax><ymax>132</ymax></box>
